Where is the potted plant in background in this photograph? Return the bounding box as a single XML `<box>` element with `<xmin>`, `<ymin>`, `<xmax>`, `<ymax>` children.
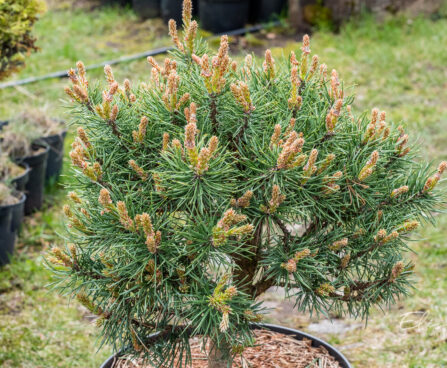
<box><xmin>0</xmin><ymin>122</ymin><xmax>49</xmax><ymax>214</ymax></box>
<box><xmin>1</xmin><ymin>153</ymin><xmax>29</xmax><ymax>235</ymax></box>
<box><xmin>0</xmin><ymin>183</ymin><xmax>26</xmax><ymax>266</ymax></box>
<box><xmin>49</xmin><ymin>1</ymin><xmax>446</xmax><ymax>366</ymax></box>
<box><xmin>12</xmin><ymin>109</ymin><xmax>67</xmax><ymax>182</ymax></box>
<box><xmin>0</xmin><ymin>153</ymin><xmax>30</xmax><ymax>192</ymax></box>
<box><xmin>0</xmin><ymin>0</ymin><xmax>46</xmax><ymax>81</ymax></box>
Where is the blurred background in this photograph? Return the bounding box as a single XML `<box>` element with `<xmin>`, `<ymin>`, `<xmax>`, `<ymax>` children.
<box><xmin>0</xmin><ymin>0</ymin><xmax>446</xmax><ymax>367</ymax></box>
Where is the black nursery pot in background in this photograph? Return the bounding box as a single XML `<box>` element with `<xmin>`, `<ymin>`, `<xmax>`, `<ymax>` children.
<box><xmin>251</xmin><ymin>0</ymin><xmax>287</xmax><ymax>23</ymax></box>
<box><xmin>101</xmin><ymin>0</ymin><xmax>131</xmax><ymax>5</ymax></box>
<box><xmin>0</xmin><ymin>203</ymin><xmax>15</xmax><ymax>266</ymax></box>
<box><xmin>99</xmin><ymin>324</ymin><xmax>352</xmax><ymax>368</ymax></box>
<box><xmin>11</xmin><ymin>192</ymin><xmax>26</xmax><ymax>236</ymax></box>
<box><xmin>193</xmin><ymin>0</ymin><xmax>198</xmax><ymax>15</ymax></box>
<box><xmin>132</xmin><ymin>0</ymin><xmax>161</xmax><ymax>18</ymax></box>
<box><xmin>161</xmin><ymin>0</ymin><xmax>183</xmax><ymax>24</ymax></box>
<box><xmin>0</xmin><ymin>193</ymin><xmax>26</xmax><ymax>266</ymax></box>
<box><xmin>199</xmin><ymin>0</ymin><xmax>250</xmax><ymax>33</ymax></box>
<box><xmin>39</xmin><ymin>131</ymin><xmax>67</xmax><ymax>182</ymax></box>
<box><xmin>17</xmin><ymin>144</ymin><xmax>49</xmax><ymax>215</ymax></box>
<box><xmin>160</xmin><ymin>0</ymin><xmax>198</xmax><ymax>23</ymax></box>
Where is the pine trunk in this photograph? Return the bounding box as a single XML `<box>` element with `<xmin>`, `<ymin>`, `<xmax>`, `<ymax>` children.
<box><xmin>288</xmin><ymin>0</ymin><xmax>302</xmax><ymax>31</ymax></box>
<box><xmin>207</xmin><ymin>339</ymin><xmax>233</xmax><ymax>368</ymax></box>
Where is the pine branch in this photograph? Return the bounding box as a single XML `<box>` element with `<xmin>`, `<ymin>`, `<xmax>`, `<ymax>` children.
<box><xmin>210</xmin><ymin>95</ymin><xmax>218</xmax><ymax>134</ymax></box>
<box><xmin>272</xmin><ymin>216</ymin><xmax>292</xmax><ymax>252</ymax></box>
<box><xmin>329</xmin><ymin>278</ymin><xmax>390</xmax><ymax>302</ymax></box>
<box><xmin>233</xmin><ymin>112</ymin><xmax>251</xmax><ymax>148</ymax></box>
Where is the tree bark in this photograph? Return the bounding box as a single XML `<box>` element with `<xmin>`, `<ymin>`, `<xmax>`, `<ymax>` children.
<box><xmin>207</xmin><ymin>339</ymin><xmax>233</xmax><ymax>368</ymax></box>
<box><xmin>288</xmin><ymin>0</ymin><xmax>302</xmax><ymax>31</ymax></box>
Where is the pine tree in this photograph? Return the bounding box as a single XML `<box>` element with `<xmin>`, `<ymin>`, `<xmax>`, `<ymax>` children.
<box><xmin>49</xmin><ymin>1</ymin><xmax>446</xmax><ymax>366</ymax></box>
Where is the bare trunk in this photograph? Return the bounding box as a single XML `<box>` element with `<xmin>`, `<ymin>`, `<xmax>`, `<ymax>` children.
<box><xmin>207</xmin><ymin>339</ymin><xmax>233</xmax><ymax>368</ymax></box>
<box><xmin>288</xmin><ymin>0</ymin><xmax>302</xmax><ymax>31</ymax></box>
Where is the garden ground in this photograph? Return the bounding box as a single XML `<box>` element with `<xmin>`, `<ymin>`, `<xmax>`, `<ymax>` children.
<box><xmin>0</xmin><ymin>1</ymin><xmax>447</xmax><ymax>367</ymax></box>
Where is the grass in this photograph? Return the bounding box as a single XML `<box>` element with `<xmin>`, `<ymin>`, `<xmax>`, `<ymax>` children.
<box><xmin>1</xmin><ymin>2</ymin><xmax>447</xmax><ymax>367</ymax></box>
<box><xmin>0</xmin><ymin>2</ymin><xmax>169</xmax><ymax>118</ymax></box>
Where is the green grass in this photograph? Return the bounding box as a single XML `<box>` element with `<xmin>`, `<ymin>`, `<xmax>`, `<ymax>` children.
<box><xmin>0</xmin><ymin>255</ymin><xmax>111</xmax><ymax>367</ymax></box>
<box><xmin>0</xmin><ymin>3</ymin><xmax>169</xmax><ymax>119</ymax></box>
<box><xmin>1</xmin><ymin>3</ymin><xmax>447</xmax><ymax>367</ymax></box>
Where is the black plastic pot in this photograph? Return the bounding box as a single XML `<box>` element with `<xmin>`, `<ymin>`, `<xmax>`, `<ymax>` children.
<box><xmin>0</xmin><ymin>193</ymin><xmax>26</xmax><ymax>266</ymax></box>
<box><xmin>101</xmin><ymin>0</ymin><xmax>131</xmax><ymax>5</ymax></box>
<box><xmin>0</xmin><ymin>204</ymin><xmax>15</xmax><ymax>266</ymax></box>
<box><xmin>161</xmin><ymin>0</ymin><xmax>182</xmax><ymax>23</ymax></box>
<box><xmin>251</xmin><ymin>0</ymin><xmax>287</xmax><ymax>23</ymax></box>
<box><xmin>199</xmin><ymin>0</ymin><xmax>250</xmax><ymax>33</ymax></box>
<box><xmin>99</xmin><ymin>323</ymin><xmax>352</xmax><ymax>368</ymax></box>
<box><xmin>11</xmin><ymin>192</ymin><xmax>26</xmax><ymax>234</ymax></box>
<box><xmin>39</xmin><ymin>131</ymin><xmax>67</xmax><ymax>182</ymax></box>
<box><xmin>193</xmin><ymin>0</ymin><xmax>198</xmax><ymax>15</ymax></box>
<box><xmin>160</xmin><ymin>0</ymin><xmax>199</xmax><ymax>23</ymax></box>
<box><xmin>16</xmin><ymin>144</ymin><xmax>49</xmax><ymax>215</ymax></box>
<box><xmin>133</xmin><ymin>0</ymin><xmax>161</xmax><ymax>18</ymax></box>
<box><xmin>10</xmin><ymin>163</ymin><xmax>30</xmax><ymax>192</ymax></box>
<box><xmin>0</xmin><ymin>120</ymin><xmax>8</xmax><ymax>131</ymax></box>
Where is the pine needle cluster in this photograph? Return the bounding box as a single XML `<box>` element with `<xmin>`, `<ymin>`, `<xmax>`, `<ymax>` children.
<box><xmin>49</xmin><ymin>1</ymin><xmax>446</xmax><ymax>366</ymax></box>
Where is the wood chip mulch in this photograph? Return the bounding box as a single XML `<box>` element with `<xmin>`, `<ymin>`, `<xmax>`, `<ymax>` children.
<box><xmin>115</xmin><ymin>330</ymin><xmax>342</xmax><ymax>368</ymax></box>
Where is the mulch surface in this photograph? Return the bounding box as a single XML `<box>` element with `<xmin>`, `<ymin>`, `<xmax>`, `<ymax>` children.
<box><xmin>116</xmin><ymin>330</ymin><xmax>341</xmax><ymax>368</ymax></box>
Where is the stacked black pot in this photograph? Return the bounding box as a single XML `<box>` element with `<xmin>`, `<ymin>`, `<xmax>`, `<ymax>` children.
<box><xmin>0</xmin><ymin>191</ymin><xmax>26</xmax><ymax>266</ymax></box>
<box><xmin>0</xmin><ymin>117</ymin><xmax>67</xmax><ymax>266</ymax></box>
<box><xmin>16</xmin><ymin>143</ymin><xmax>50</xmax><ymax>215</ymax></box>
<box><xmin>40</xmin><ymin>130</ymin><xmax>67</xmax><ymax>182</ymax></box>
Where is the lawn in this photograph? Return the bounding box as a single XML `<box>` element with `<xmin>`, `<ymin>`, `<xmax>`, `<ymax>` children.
<box><xmin>1</xmin><ymin>2</ymin><xmax>447</xmax><ymax>367</ymax></box>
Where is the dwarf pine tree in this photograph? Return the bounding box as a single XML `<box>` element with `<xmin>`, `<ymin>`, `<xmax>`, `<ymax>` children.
<box><xmin>49</xmin><ymin>1</ymin><xmax>446</xmax><ymax>366</ymax></box>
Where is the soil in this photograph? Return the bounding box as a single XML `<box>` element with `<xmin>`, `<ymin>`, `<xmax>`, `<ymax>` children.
<box><xmin>114</xmin><ymin>330</ymin><xmax>341</xmax><ymax>368</ymax></box>
<box><xmin>0</xmin><ymin>195</ymin><xmax>19</xmax><ymax>206</ymax></box>
<box><xmin>0</xmin><ymin>160</ymin><xmax>25</xmax><ymax>181</ymax></box>
<box><xmin>0</xmin><ymin>185</ymin><xmax>19</xmax><ymax>206</ymax></box>
<box><xmin>10</xmin><ymin>164</ymin><xmax>26</xmax><ymax>178</ymax></box>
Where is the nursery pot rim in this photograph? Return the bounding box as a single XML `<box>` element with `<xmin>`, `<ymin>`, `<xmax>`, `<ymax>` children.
<box><xmin>37</xmin><ymin>129</ymin><xmax>68</xmax><ymax>156</ymax></box>
<box><xmin>11</xmin><ymin>162</ymin><xmax>31</xmax><ymax>182</ymax></box>
<box><xmin>99</xmin><ymin>323</ymin><xmax>352</xmax><ymax>368</ymax></box>
<box><xmin>16</xmin><ymin>142</ymin><xmax>50</xmax><ymax>163</ymax></box>
<box><xmin>40</xmin><ymin>129</ymin><xmax>68</xmax><ymax>140</ymax></box>
<box><xmin>0</xmin><ymin>190</ymin><xmax>26</xmax><ymax>211</ymax></box>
